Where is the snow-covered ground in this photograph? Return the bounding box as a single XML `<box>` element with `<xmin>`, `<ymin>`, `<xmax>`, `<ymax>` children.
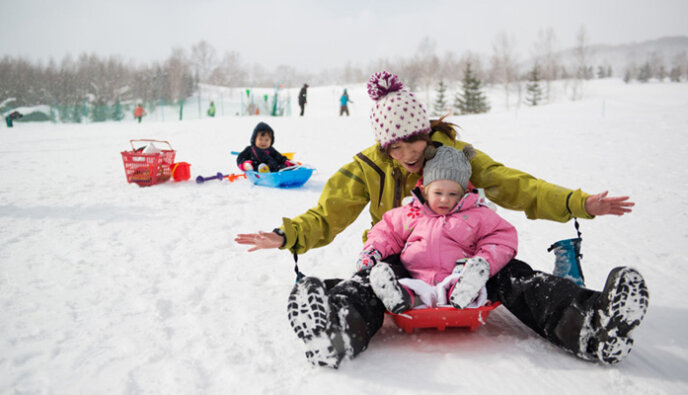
<box><xmin>1</xmin><ymin>79</ymin><xmax>687</xmax><ymax>394</ymax></box>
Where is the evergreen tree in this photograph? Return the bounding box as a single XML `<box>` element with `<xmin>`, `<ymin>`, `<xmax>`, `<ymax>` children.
<box><xmin>525</xmin><ymin>64</ymin><xmax>543</xmax><ymax>106</ymax></box>
<box><xmin>638</xmin><ymin>62</ymin><xmax>651</xmax><ymax>83</ymax></box>
<box><xmin>454</xmin><ymin>61</ymin><xmax>490</xmax><ymax>115</ymax></box>
<box><xmin>432</xmin><ymin>80</ymin><xmax>448</xmax><ymax>116</ymax></box>
<box><xmin>623</xmin><ymin>70</ymin><xmax>632</xmax><ymax>83</ymax></box>
<box><xmin>90</xmin><ymin>99</ymin><xmax>109</xmax><ymax>122</ymax></box>
<box><xmin>597</xmin><ymin>65</ymin><xmax>606</xmax><ymax>79</ymax></box>
<box><xmin>71</xmin><ymin>101</ymin><xmax>83</xmax><ymax>123</ymax></box>
<box><xmin>111</xmin><ymin>98</ymin><xmax>122</xmax><ymax>121</ymax></box>
<box><xmin>669</xmin><ymin>66</ymin><xmax>682</xmax><ymax>82</ymax></box>
<box><xmin>656</xmin><ymin>65</ymin><xmax>667</xmax><ymax>81</ymax></box>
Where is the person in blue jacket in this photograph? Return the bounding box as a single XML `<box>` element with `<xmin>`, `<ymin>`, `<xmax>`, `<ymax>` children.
<box><xmin>340</xmin><ymin>89</ymin><xmax>353</xmax><ymax>116</ymax></box>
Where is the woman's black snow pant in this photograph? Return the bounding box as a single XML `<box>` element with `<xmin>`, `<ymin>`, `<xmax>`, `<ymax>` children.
<box><xmin>321</xmin><ymin>257</ymin><xmax>601</xmax><ymax>359</ymax></box>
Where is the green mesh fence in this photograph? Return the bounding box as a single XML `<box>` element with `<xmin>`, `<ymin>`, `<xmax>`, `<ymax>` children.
<box><xmin>5</xmin><ymin>89</ymin><xmax>292</xmax><ymax>124</ymax></box>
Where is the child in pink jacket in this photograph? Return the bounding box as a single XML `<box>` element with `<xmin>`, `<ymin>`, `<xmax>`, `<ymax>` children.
<box><xmin>357</xmin><ymin>145</ymin><xmax>518</xmax><ymax>313</ymax></box>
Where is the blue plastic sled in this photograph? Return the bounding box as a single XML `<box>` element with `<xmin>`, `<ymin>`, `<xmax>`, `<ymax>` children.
<box><xmin>245</xmin><ymin>166</ymin><xmax>314</xmax><ymax>188</ymax></box>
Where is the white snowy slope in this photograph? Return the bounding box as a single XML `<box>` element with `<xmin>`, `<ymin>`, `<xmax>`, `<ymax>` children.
<box><xmin>1</xmin><ymin>80</ymin><xmax>687</xmax><ymax>394</ymax></box>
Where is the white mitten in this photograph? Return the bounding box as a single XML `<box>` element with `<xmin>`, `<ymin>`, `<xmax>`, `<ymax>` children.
<box><xmin>436</xmin><ymin>273</ymin><xmax>461</xmax><ymax>305</ymax></box>
<box><xmin>240</xmin><ymin>160</ymin><xmax>254</xmax><ymax>171</ymax></box>
<box><xmin>449</xmin><ymin>257</ymin><xmax>490</xmax><ymax>309</ymax></box>
<box><xmin>399</xmin><ymin>278</ymin><xmax>437</xmax><ymax>308</ymax></box>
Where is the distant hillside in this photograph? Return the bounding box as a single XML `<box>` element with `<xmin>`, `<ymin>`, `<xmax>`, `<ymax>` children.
<box><xmin>551</xmin><ymin>36</ymin><xmax>688</xmax><ymax>77</ymax></box>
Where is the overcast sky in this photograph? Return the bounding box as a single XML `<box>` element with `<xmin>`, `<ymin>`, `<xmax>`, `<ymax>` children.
<box><xmin>2</xmin><ymin>0</ymin><xmax>687</xmax><ymax>72</ymax></box>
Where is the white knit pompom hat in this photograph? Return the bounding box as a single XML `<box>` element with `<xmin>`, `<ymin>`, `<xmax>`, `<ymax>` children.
<box><xmin>367</xmin><ymin>71</ymin><xmax>431</xmax><ymax>149</ymax></box>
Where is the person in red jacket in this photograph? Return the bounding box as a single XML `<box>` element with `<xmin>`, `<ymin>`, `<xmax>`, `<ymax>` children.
<box><xmin>134</xmin><ymin>104</ymin><xmax>146</xmax><ymax>123</ymax></box>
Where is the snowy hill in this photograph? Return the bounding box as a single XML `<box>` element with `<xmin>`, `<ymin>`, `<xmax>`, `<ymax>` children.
<box><xmin>552</xmin><ymin>35</ymin><xmax>688</xmax><ymax>76</ymax></box>
<box><xmin>1</xmin><ymin>79</ymin><xmax>687</xmax><ymax>394</ymax></box>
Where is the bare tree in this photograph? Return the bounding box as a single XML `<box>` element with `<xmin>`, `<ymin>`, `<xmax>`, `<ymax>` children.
<box><xmin>165</xmin><ymin>47</ymin><xmax>193</xmax><ymax>100</ymax></box>
<box><xmin>415</xmin><ymin>37</ymin><xmax>440</xmax><ymax>105</ymax></box>
<box><xmin>342</xmin><ymin>62</ymin><xmax>365</xmax><ymax>85</ymax></box>
<box><xmin>209</xmin><ymin>50</ymin><xmax>246</xmax><ymax>86</ymax></box>
<box><xmin>571</xmin><ymin>25</ymin><xmax>590</xmax><ymax>100</ymax></box>
<box><xmin>532</xmin><ymin>27</ymin><xmax>558</xmax><ymax>103</ymax></box>
<box><xmin>670</xmin><ymin>51</ymin><xmax>687</xmax><ymax>82</ymax></box>
<box><xmin>437</xmin><ymin>51</ymin><xmax>460</xmax><ymax>83</ymax></box>
<box><xmin>490</xmin><ymin>32</ymin><xmax>518</xmax><ymax>110</ymax></box>
<box><xmin>393</xmin><ymin>57</ymin><xmax>421</xmax><ymax>92</ymax></box>
<box><xmin>648</xmin><ymin>51</ymin><xmax>666</xmax><ymax>81</ymax></box>
<box><xmin>191</xmin><ymin>40</ymin><xmax>217</xmax><ymax>83</ymax></box>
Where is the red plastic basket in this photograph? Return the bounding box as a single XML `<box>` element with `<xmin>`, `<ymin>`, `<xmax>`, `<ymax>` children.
<box><xmin>121</xmin><ymin>139</ymin><xmax>176</xmax><ymax>187</ymax></box>
<box><xmin>389</xmin><ymin>302</ymin><xmax>501</xmax><ymax>333</ymax></box>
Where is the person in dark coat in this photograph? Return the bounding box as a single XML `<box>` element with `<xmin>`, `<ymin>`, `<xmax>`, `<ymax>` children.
<box><xmin>5</xmin><ymin>111</ymin><xmax>22</xmax><ymax>127</ymax></box>
<box><xmin>298</xmin><ymin>84</ymin><xmax>308</xmax><ymax>116</ymax></box>
<box><xmin>236</xmin><ymin>122</ymin><xmax>294</xmax><ymax>172</ymax></box>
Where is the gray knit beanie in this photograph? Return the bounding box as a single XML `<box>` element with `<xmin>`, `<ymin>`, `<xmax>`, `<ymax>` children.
<box><xmin>423</xmin><ymin>145</ymin><xmax>476</xmax><ymax>190</ymax></box>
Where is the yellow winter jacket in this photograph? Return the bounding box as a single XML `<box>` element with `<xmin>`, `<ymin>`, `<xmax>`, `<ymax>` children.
<box><xmin>279</xmin><ymin>128</ymin><xmax>592</xmax><ymax>255</ymax></box>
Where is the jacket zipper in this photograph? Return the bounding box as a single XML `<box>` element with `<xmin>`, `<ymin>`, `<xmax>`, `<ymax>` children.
<box><xmin>393</xmin><ymin>168</ymin><xmax>409</xmax><ymax>208</ymax></box>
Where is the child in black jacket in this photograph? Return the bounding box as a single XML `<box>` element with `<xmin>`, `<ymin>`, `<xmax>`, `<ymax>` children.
<box><xmin>237</xmin><ymin>122</ymin><xmax>293</xmax><ymax>172</ymax></box>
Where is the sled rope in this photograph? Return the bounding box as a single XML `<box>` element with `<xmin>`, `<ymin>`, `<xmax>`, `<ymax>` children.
<box><xmin>573</xmin><ymin>217</ymin><xmax>585</xmax><ymax>283</ymax></box>
<box><xmin>292</xmin><ymin>250</ymin><xmax>305</xmax><ymax>282</ymax></box>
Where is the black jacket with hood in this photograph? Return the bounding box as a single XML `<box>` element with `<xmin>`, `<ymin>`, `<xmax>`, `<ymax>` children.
<box><xmin>236</xmin><ymin>122</ymin><xmax>289</xmax><ymax>171</ymax></box>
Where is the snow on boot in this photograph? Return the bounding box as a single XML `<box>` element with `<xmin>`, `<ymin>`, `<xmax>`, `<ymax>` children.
<box><xmin>369</xmin><ymin>262</ymin><xmax>412</xmax><ymax>314</ymax></box>
<box><xmin>450</xmin><ymin>257</ymin><xmax>490</xmax><ymax>309</ymax></box>
<box><xmin>287</xmin><ymin>277</ymin><xmax>343</xmax><ymax>368</ymax></box>
<box><xmin>588</xmin><ymin>267</ymin><xmax>649</xmax><ymax>364</ymax></box>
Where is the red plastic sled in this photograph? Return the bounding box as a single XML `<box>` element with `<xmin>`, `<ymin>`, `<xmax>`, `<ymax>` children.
<box><xmin>389</xmin><ymin>302</ymin><xmax>501</xmax><ymax>333</ymax></box>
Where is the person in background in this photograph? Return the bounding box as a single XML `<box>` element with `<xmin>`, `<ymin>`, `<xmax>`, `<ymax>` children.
<box><xmin>236</xmin><ymin>121</ymin><xmax>294</xmax><ymax>173</ymax></box>
<box><xmin>207</xmin><ymin>101</ymin><xmax>216</xmax><ymax>117</ymax></box>
<box><xmin>340</xmin><ymin>89</ymin><xmax>353</xmax><ymax>116</ymax></box>
<box><xmin>298</xmin><ymin>83</ymin><xmax>308</xmax><ymax>116</ymax></box>
<box><xmin>134</xmin><ymin>104</ymin><xmax>146</xmax><ymax>123</ymax></box>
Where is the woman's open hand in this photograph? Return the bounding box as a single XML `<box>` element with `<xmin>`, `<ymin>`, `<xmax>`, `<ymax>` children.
<box><xmin>234</xmin><ymin>231</ymin><xmax>284</xmax><ymax>252</ymax></box>
<box><xmin>585</xmin><ymin>191</ymin><xmax>635</xmax><ymax>216</ymax></box>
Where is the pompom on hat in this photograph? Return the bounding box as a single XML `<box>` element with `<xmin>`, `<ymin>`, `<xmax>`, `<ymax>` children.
<box><xmin>367</xmin><ymin>71</ymin><xmax>431</xmax><ymax>149</ymax></box>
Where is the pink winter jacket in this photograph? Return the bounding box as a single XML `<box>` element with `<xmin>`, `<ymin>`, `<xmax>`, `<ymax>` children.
<box><xmin>363</xmin><ymin>191</ymin><xmax>518</xmax><ymax>285</ymax></box>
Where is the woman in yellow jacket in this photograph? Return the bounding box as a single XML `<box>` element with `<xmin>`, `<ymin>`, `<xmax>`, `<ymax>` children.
<box><xmin>236</xmin><ymin>71</ymin><xmax>647</xmax><ymax>368</ymax></box>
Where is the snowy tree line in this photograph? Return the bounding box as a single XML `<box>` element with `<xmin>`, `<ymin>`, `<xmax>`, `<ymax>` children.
<box><xmin>2</xmin><ymin>30</ymin><xmax>687</xmax><ymax>118</ymax></box>
<box><xmin>0</xmin><ymin>40</ymin><xmax>313</xmax><ymax>112</ymax></box>
<box><xmin>622</xmin><ymin>50</ymin><xmax>688</xmax><ymax>83</ymax></box>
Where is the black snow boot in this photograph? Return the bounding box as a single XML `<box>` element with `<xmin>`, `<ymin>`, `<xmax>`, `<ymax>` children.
<box><xmin>288</xmin><ymin>276</ymin><xmax>375</xmax><ymax>369</ymax></box>
<box><xmin>369</xmin><ymin>262</ymin><xmax>413</xmax><ymax>314</ymax></box>
<box><xmin>554</xmin><ymin>266</ymin><xmax>649</xmax><ymax>364</ymax></box>
<box><xmin>287</xmin><ymin>277</ymin><xmax>343</xmax><ymax>368</ymax></box>
<box><xmin>587</xmin><ymin>267</ymin><xmax>649</xmax><ymax>364</ymax></box>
